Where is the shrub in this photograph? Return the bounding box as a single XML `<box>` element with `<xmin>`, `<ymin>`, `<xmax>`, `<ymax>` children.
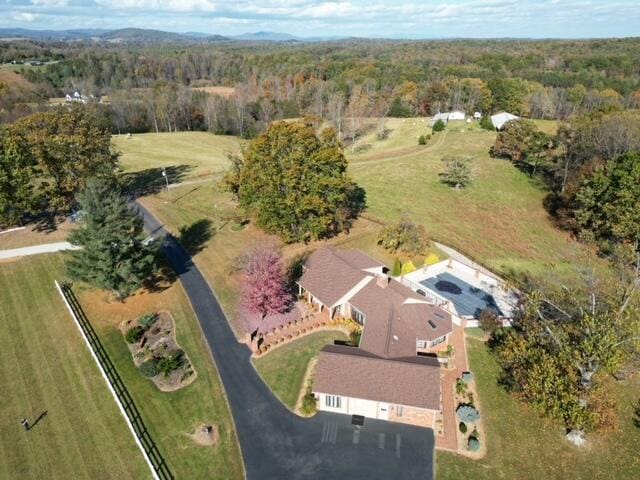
<box><xmin>462</xmin><ymin>371</ymin><xmax>475</xmax><ymax>383</ymax></box>
<box><xmin>468</xmin><ymin>436</ymin><xmax>480</xmax><ymax>452</ymax></box>
<box><xmin>480</xmin><ymin>115</ymin><xmax>494</xmax><ymax>131</ymax></box>
<box><xmin>456</xmin><ymin>378</ymin><xmax>467</xmax><ymax>395</ymax></box>
<box><xmin>424</xmin><ymin>252</ymin><xmax>440</xmax><ymax>266</ymax></box>
<box><xmin>139</xmin><ymin>359</ymin><xmax>159</xmax><ymax>377</ymax></box>
<box><xmin>459</xmin><ymin>422</ymin><xmax>468</xmax><ymax>434</ymax></box>
<box><xmin>440</xmin><ymin>155</ymin><xmax>473</xmax><ymax>189</ymax></box>
<box><xmin>392</xmin><ymin>258</ymin><xmax>402</xmax><ymax>277</ymax></box>
<box><xmin>457</xmin><ymin>404</ymin><xmax>480</xmax><ymax>423</ymax></box>
<box><xmin>433</xmin><ymin>119</ymin><xmax>446</xmax><ymax>132</ymax></box>
<box><xmin>418</xmin><ymin>135</ymin><xmax>427</xmax><ymax>145</ymax></box>
<box><xmin>157</xmin><ymin>350</ymin><xmax>185</xmax><ymax>377</ymax></box>
<box><xmin>138</xmin><ymin>313</ymin><xmax>158</xmax><ymax>330</ymax></box>
<box><xmin>349</xmin><ymin>330</ymin><xmax>362</xmax><ymax>346</ymax></box>
<box><xmin>125</xmin><ymin>326</ymin><xmax>145</xmax><ymax>344</ymax></box>
<box><xmin>479</xmin><ymin>308</ymin><xmax>501</xmax><ymax>334</ymax></box>
<box><xmin>400</xmin><ymin>261</ymin><xmax>416</xmax><ymax>275</ymax></box>
<box><xmin>377</xmin><ymin>216</ymin><xmax>430</xmax><ymax>255</ymax></box>
<box><xmin>301</xmin><ymin>388</ymin><xmax>318</xmax><ymax>415</ymax></box>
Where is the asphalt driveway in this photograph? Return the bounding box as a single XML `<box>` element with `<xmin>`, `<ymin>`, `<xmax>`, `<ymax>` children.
<box><xmin>137</xmin><ymin>202</ymin><xmax>435</xmax><ymax>480</ymax></box>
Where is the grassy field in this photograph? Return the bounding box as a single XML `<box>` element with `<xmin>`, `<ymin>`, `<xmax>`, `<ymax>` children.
<box><xmin>0</xmin><ymin>255</ymin><xmax>149</xmax><ymax>480</ymax></box>
<box><xmin>253</xmin><ymin>331</ymin><xmax>348</xmax><ymax>409</ymax></box>
<box><xmin>347</xmin><ymin>126</ymin><xmax>590</xmax><ymax>278</ymax></box>
<box><xmin>437</xmin><ymin>338</ymin><xmax>640</xmax><ymax>479</ymax></box>
<box><xmin>0</xmin><ymin>219</ymin><xmax>76</xmax><ymax>249</ymax></box>
<box><xmin>114</xmin><ymin>131</ymin><xmax>242</xmax><ymax>181</ymax></box>
<box><xmin>77</xmin><ymin>265</ymin><xmax>244</xmax><ymax>480</ymax></box>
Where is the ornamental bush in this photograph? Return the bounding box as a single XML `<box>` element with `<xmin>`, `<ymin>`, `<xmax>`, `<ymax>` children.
<box><xmin>459</xmin><ymin>422</ymin><xmax>468</xmax><ymax>434</ymax></box>
<box><xmin>138</xmin><ymin>313</ymin><xmax>158</xmax><ymax>329</ymax></box>
<box><xmin>468</xmin><ymin>436</ymin><xmax>480</xmax><ymax>452</ymax></box>
<box><xmin>433</xmin><ymin>119</ymin><xmax>446</xmax><ymax>132</ymax></box>
<box><xmin>418</xmin><ymin>135</ymin><xmax>427</xmax><ymax>145</ymax></box>
<box><xmin>139</xmin><ymin>358</ymin><xmax>159</xmax><ymax>377</ymax></box>
<box><xmin>392</xmin><ymin>258</ymin><xmax>402</xmax><ymax>277</ymax></box>
<box><xmin>400</xmin><ymin>260</ymin><xmax>416</xmax><ymax>275</ymax></box>
<box><xmin>425</xmin><ymin>252</ymin><xmax>440</xmax><ymax>266</ymax></box>
<box><xmin>125</xmin><ymin>325</ymin><xmax>145</xmax><ymax>344</ymax></box>
<box><xmin>456</xmin><ymin>378</ymin><xmax>467</xmax><ymax>395</ymax></box>
<box><xmin>457</xmin><ymin>404</ymin><xmax>480</xmax><ymax>423</ymax></box>
<box><xmin>157</xmin><ymin>349</ymin><xmax>185</xmax><ymax>377</ymax></box>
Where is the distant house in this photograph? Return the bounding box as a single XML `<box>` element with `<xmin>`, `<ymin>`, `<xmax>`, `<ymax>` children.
<box><xmin>448</xmin><ymin>110</ymin><xmax>465</xmax><ymax>121</ymax></box>
<box><xmin>473</xmin><ymin>112</ymin><xmax>482</xmax><ymax>119</ymax></box>
<box><xmin>297</xmin><ymin>247</ymin><xmax>452</xmax><ymax>426</ymax></box>
<box><xmin>490</xmin><ymin>112</ymin><xmax>519</xmax><ymax>130</ymax></box>
<box><xmin>431</xmin><ymin>112</ymin><xmax>450</xmax><ymax>125</ymax></box>
<box><xmin>65</xmin><ymin>91</ymin><xmax>96</xmax><ymax>104</ymax></box>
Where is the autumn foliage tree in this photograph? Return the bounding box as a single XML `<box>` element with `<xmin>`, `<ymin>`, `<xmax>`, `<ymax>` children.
<box><xmin>0</xmin><ymin>104</ymin><xmax>117</xmax><ymax>226</ymax></box>
<box><xmin>225</xmin><ymin>121</ymin><xmax>365</xmax><ymax>243</ymax></box>
<box><xmin>242</xmin><ymin>245</ymin><xmax>293</xmax><ymax>324</ymax></box>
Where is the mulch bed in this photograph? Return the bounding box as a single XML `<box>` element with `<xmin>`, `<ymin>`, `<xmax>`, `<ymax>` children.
<box><xmin>120</xmin><ymin>311</ymin><xmax>197</xmax><ymax>392</ymax></box>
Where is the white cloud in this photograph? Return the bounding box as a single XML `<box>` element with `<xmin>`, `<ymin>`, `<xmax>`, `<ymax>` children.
<box><xmin>12</xmin><ymin>12</ymin><xmax>38</xmax><ymax>22</ymax></box>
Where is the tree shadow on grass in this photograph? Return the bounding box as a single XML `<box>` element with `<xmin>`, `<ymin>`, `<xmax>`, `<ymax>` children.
<box><xmin>178</xmin><ymin>219</ymin><xmax>214</xmax><ymax>256</ymax></box>
<box><xmin>120</xmin><ymin>164</ymin><xmax>194</xmax><ymax>198</ymax></box>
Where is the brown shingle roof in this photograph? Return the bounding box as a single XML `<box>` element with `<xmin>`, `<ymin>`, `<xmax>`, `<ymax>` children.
<box><xmin>314</xmin><ymin>345</ymin><xmax>441</xmax><ymax>410</ymax></box>
<box><xmin>297</xmin><ymin>247</ymin><xmax>384</xmax><ymax>307</ymax></box>
<box><xmin>350</xmin><ymin>279</ymin><xmax>453</xmax><ymax>358</ymax></box>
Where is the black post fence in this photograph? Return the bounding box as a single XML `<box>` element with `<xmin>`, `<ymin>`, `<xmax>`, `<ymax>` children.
<box><xmin>55</xmin><ymin>281</ymin><xmax>173</xmax><ymax>480</ymax></box>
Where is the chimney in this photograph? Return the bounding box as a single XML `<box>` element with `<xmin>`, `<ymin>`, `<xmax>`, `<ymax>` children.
<box><xmin>376</xmin><ymin>274</ymin><xmax>390</xmax><ymax>288</ymax></box>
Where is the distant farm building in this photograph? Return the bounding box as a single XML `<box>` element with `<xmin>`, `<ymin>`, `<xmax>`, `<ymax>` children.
<box><xmin>430</xmin><ymin>110</ymin><xmax>466</xmax><ymax>125</ymax></box>
<box><xmin>490</xmin><ymin>112</ymin><xmax>519</xmax><ymax>130</ymax></box>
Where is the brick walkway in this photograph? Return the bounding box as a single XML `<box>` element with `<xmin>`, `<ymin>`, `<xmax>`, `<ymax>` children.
<box><xmin>436</xmin><ymin>323</ymin><xmax>469</xmax><ymax>451</ymax></box>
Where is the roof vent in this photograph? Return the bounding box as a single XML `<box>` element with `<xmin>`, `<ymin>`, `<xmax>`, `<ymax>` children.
<box><xmin>428</xmin><ymin>320</ymin><xmax>437</xmax><ymax>329</ymax></box>
<box><xmin>393</xmin><ymin>335</ymin><xmax>399</xmax><ymax>341</ymax></box>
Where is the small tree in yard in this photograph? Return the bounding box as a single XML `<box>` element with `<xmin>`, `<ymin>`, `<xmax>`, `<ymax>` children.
<box><xmin>392</xmin><ymin>258</ymin><xmax>402</xmax><ymax>277</ymax></box>
<box><xmin>432</xmin><ymin>119</ymin><xmax>446</xmax><ymax>132</ymax></box>
<box><xmin>441</xmin><ymin>155</ymin><xmax>472</xmax><ymax>190</ymax></box>
<box><xmin>242</xmin><ymin>245</ymin><xmax>292</xmax><ymax>323</ymax></box>
<box><xmin>66</xmin><ymin>177</ymin><xmax>157</xmax><ymax>300</ymax></box>
<box><xmin>377</xmin><ymin>216</ymin><xmax>430</xmax><ymax>255</ymax></box>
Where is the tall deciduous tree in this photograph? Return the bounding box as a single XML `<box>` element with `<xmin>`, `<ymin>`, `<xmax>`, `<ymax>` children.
<box><xmin>227</xmin><ymin>121</ymin><xmax>364</xmax><ymax>243</ymax></box>
<box><xmin>493</xmin><ymin>259</ymin><xmax>640</xmax><ymax>437</ymax></box>
<box><xmin>66</xmin><ymin>177</ymin><xmax>157</xmax><ymax>300</ymax></box>
<box><xmin>242</xmin><ymin>245</ymin><xmax>292</xmax><ymax>322</ymax></box>
<box><xmin>490</xmin><ymin>119</ymin><xmax>551</xmax><ymax>175</ymax></box>
<box><xmin>4</xmin><ymin>105</ymin><xmax>117</xmax><ymax>216</ymax></box>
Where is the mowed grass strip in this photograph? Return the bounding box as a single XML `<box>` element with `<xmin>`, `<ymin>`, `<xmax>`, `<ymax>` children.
<box><xmin>0</xmin><ymin>255</ymin><xmax>149</xmax><ymax>480</ymax></box>
<box><xmin>437</xmin><ymin>339</ymin><xmax>640</xmax><ymax>479</ymax></box>
<box><xmin>77</xmin><ymin>265</ymin><xmax>244</xmax><ymax>480</ymax></box>
<box><xmin>114</xmin><ymin>131</ymin><xmax>242</xmax><ymax>180</ymax></box>
<box><xmin>253</xmin><ymin>331</ymin><xmax>348</xmax><ymax>409</ymax></box>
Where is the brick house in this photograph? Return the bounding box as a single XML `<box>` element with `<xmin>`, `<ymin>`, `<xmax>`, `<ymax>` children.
<box><xmin>297</xmin><ymin>247</ymin><xmax>453</xmax><ymax>427</ymax></box>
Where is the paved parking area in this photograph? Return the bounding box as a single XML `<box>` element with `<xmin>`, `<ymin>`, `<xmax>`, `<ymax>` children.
<box><xmin>137</xmin><ymin>202</ymin><xmax>435</xmax><ymax>480</ymax></box>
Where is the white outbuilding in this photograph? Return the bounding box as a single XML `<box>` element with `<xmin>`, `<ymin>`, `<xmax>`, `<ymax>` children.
<box><xmin>448</xmin><ymin>110</ymin><xmax>466</xmax><ymax>121</ymax></box>
<box><xmin>473</xmin><ymin>111</ymin><xmax>482</xmax><ymax>119</ymax></box>
<box><xmin>490</xmin><ymin>112</ymin><xmax>520</xmax><ymax>130</ymax></box>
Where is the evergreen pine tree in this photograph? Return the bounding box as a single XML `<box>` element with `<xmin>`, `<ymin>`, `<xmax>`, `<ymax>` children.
<box><xmin>66</xmin><ymin>177</ymin><xmax>157</xmax><ymax>299</ymax></box>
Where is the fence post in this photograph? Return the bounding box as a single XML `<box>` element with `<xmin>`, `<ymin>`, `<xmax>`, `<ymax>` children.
<box><xmin>55</xmin><ymin>280</ymin><xmax>170</xmax><ymax>480</ymax></box>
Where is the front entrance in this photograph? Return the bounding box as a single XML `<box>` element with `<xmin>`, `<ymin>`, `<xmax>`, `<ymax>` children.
<box><xmin>377</xmin><ymin>402</ymin><xmax>389</xmax><ymax>420</ymax></box>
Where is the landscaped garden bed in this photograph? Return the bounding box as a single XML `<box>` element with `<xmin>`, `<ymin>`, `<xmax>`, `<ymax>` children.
<box><xmin>121</xmin><ymin>311</ymin><xmax>196</xmax><ymax>391</ymax></box>
<box><xmin>455</xmin><ymin>371</ymin><xmax>486</xmax><ymax>458</ymax></box>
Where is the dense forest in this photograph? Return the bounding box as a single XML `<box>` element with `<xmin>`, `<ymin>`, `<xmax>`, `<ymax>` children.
<box><xmin>1</xmin><ymin>37</ymin><xmax>639</xmax><ymax>133</ymax></box>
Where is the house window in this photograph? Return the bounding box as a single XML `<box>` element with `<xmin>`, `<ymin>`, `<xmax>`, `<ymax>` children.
<box><xmin>325</xmin><ymin>395</ymin><xmax>342</xmax><ymax>408</ymax></box>
<box><xmin>430</xmin><ymin>335</ymin><xmax>446</xmax><ymax>347</ymax></box>
<box><xmin>416</xmin><ymin>340</ymin><xmax>427</xmax><ymax>349</ymax></box>
<box><xmin>351</xmin><ymin>306</ymin><xmax>366</xmax><ymax>325</ymax></box>
<box><xmin>396</xmin><ymin>405</ymin><xmax>404</xmax><ymax>417</ymax></box>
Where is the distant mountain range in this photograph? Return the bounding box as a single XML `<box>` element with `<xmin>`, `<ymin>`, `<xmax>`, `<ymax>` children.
<box><xmin>0</xmin><ymin>28</ymin><xmax>345</xmax><ymax>43</ymax></box>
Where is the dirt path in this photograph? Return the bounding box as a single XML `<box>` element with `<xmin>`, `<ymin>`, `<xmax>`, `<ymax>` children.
<box><xmin>349</xmin><ymin>130</ymin><xmax>449</xmax><ymax>167</ymax></box>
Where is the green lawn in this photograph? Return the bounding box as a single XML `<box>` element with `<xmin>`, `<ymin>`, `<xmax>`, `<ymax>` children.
<box><xmin>77</xmin><ymin>264</ymin><xmax>244</xmax><ymax>480</ymax></box>
<box><xmin>253</xmin><ymin>331</ymin><xmax>348</xmax><ymax>409</ymax></box>
<box><xmin>437</xmin><ymin>338</ymin><xmax>640</xmax><ymax>479</ymax></box>
<box><xmin>114</xmin><ymin>131</ymin><xmax>242</xmax><ymax>180</ymax></box>
<box><xmin>0</xmin><ymin>254</ymin><xmax>243</xmax><ymax>480</ymax></box>
<box><xmin>0</xmin><ymin>255</ymin><xmax>149</xmax><ymax>480</ymax></box>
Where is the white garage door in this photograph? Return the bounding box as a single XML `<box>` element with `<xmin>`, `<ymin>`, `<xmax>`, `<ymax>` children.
<box><xmin>348</xmin><ymin>398</ymin><xmax>378</xmax><ymax>418</ymax></box>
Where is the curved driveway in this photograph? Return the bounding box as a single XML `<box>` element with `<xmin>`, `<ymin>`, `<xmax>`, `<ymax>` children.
<box><xmin>137</xmin><ymin>202</ymin><xmax>435</xmax><ymax>480</ymax></box>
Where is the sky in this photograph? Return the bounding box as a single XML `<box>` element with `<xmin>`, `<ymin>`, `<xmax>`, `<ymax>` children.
<box><xmin>1</xmin><ymin>0</ymin><xmax>639</xmax><ymax>39</ymax></box>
